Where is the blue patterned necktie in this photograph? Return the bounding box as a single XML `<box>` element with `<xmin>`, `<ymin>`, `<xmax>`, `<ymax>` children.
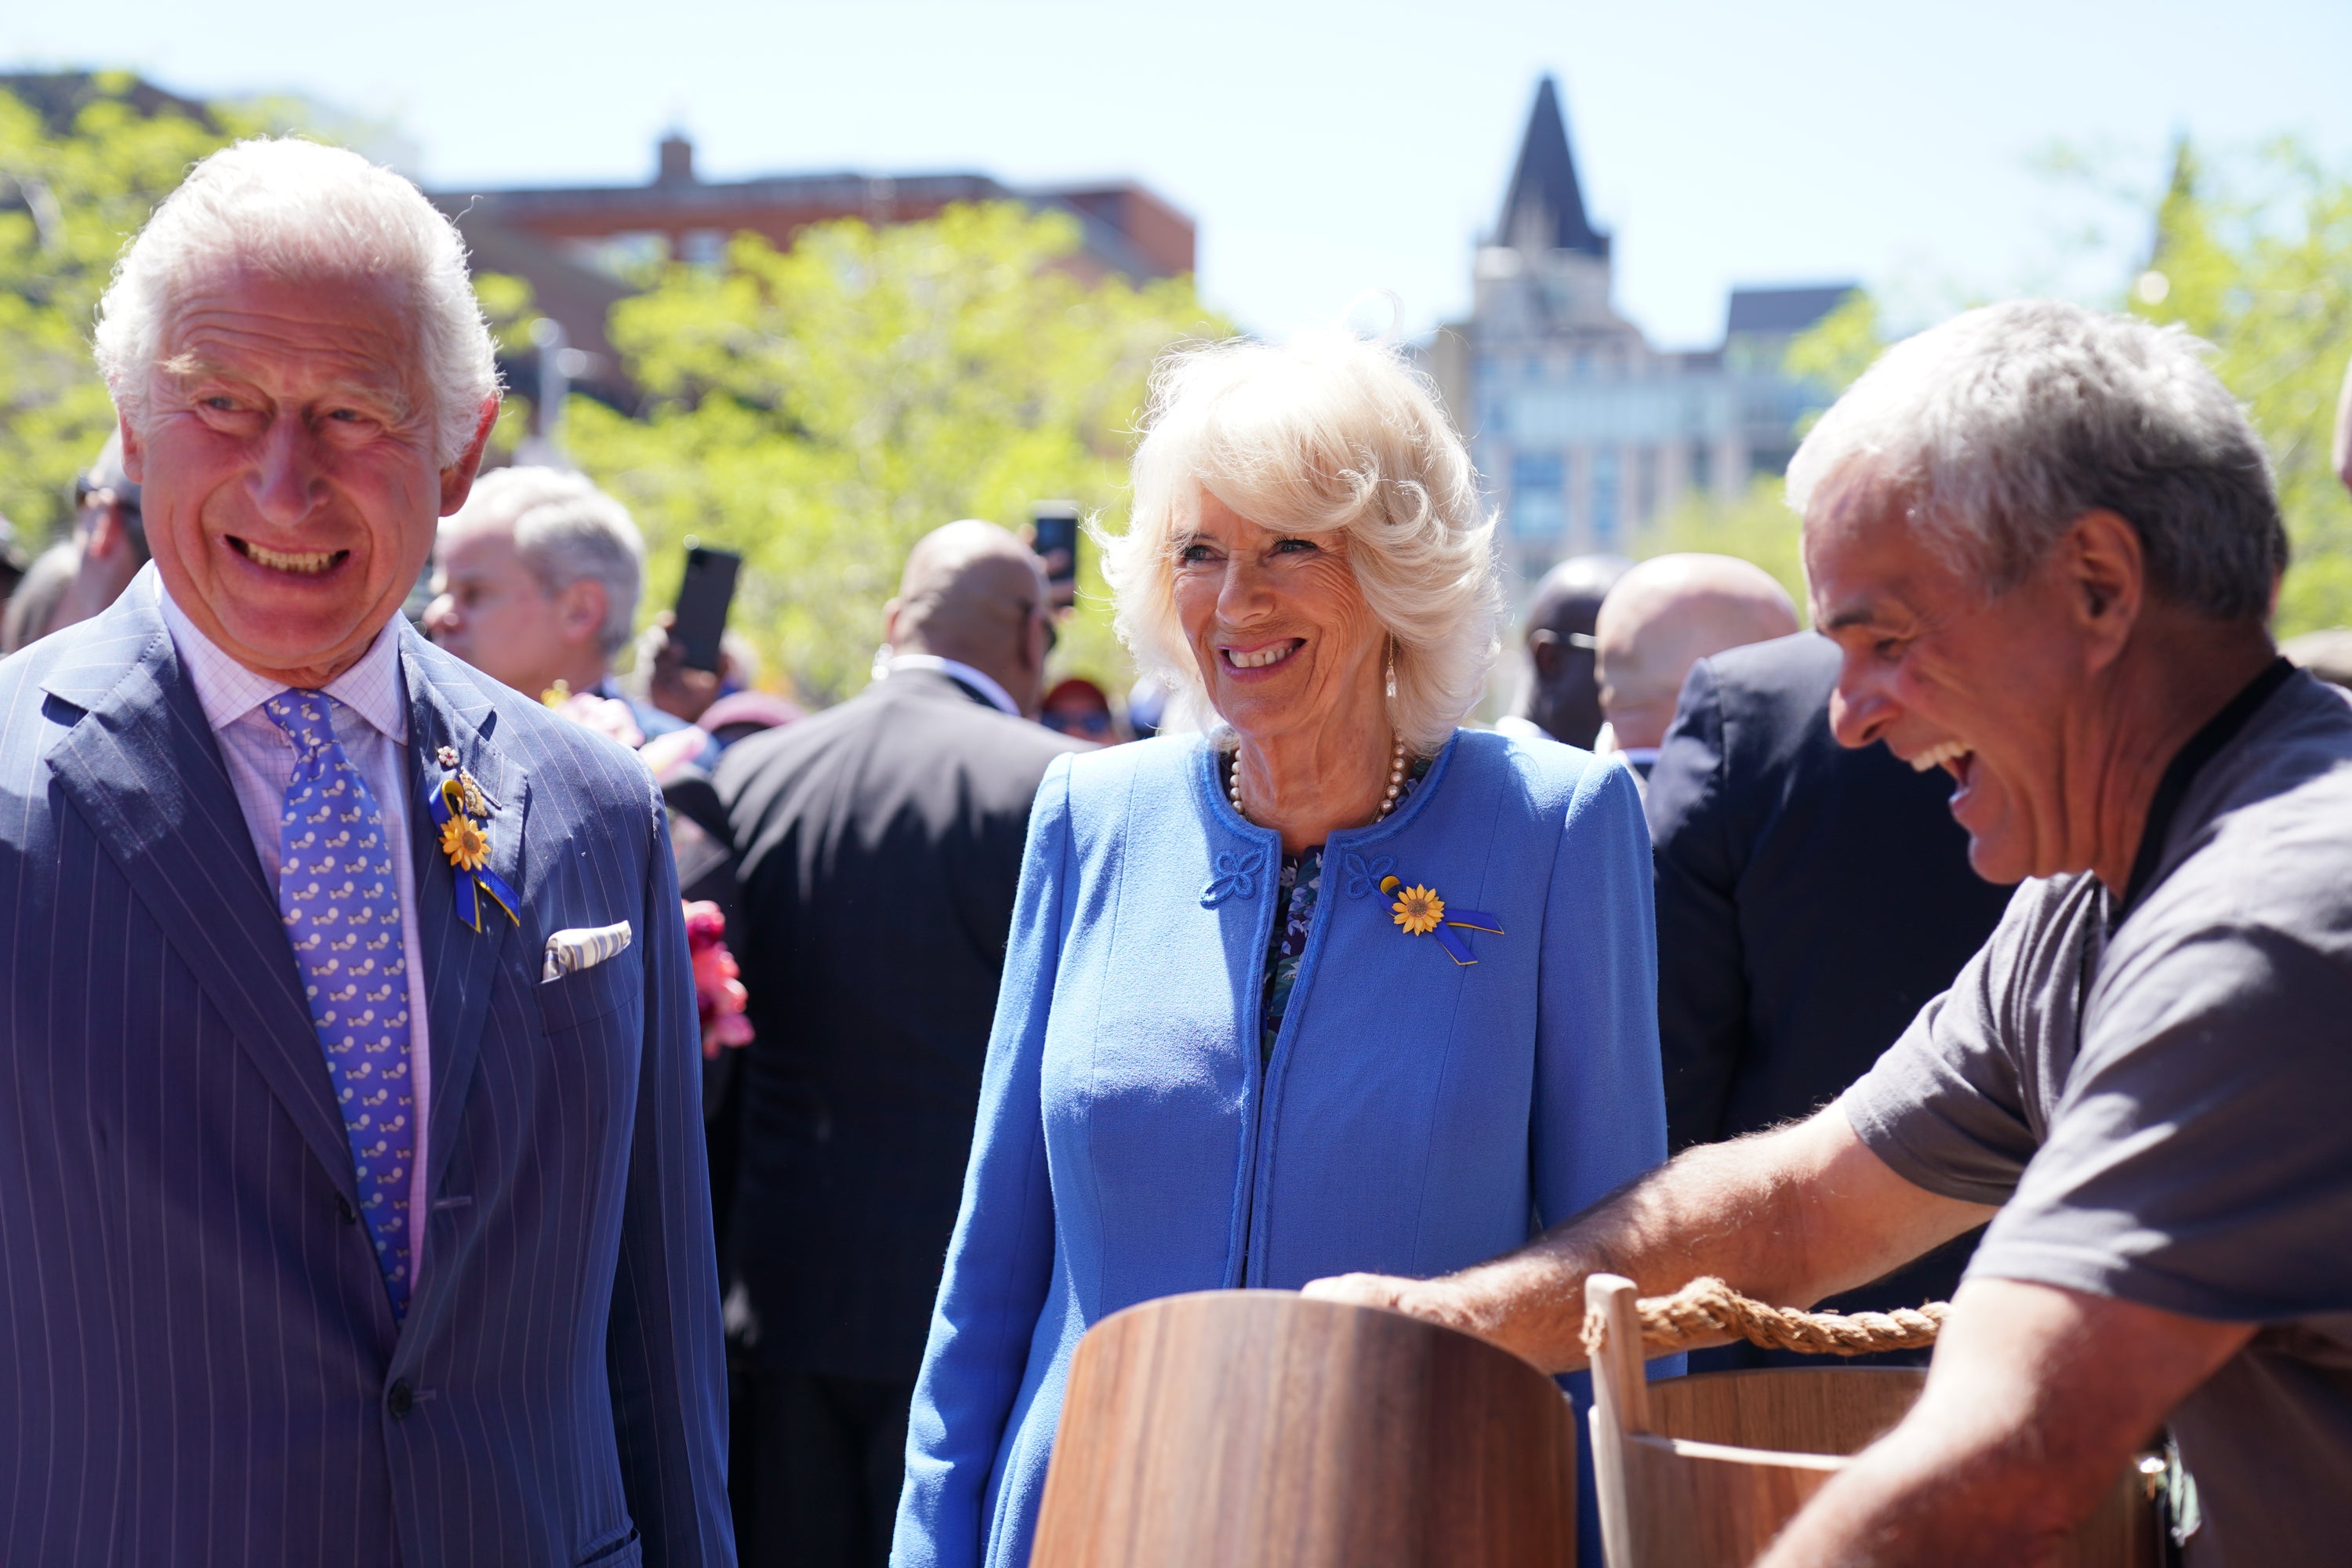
<box><xmin>265</xmin><ymin>690</ymin><xmax>416</xmax><ymax>1321</ymax></box>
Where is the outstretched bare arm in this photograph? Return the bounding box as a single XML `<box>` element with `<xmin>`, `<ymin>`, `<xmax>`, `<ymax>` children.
<box><xmin>1756</xmin><ymin>1276</ymin><xmax>2249</xmax><ymax>1566</ymax></box>
<box><xmin>1303</xmin><ymin>1105</ymin><xmax>1993</xmax><ymax>1373</ymax></box>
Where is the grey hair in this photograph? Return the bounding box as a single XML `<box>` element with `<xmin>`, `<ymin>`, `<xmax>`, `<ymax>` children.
<box><xmin>1786</xmin><ymin>299</ymin><xmax>2284</xmax><ymax>621</ymax></box>
<box><xmin>93</xmin><ymin>137</ymin><xmax>500</xmax><ymax>466</ymax></box>
<box><xmin>1096</xmin><ymin>329</ymin><xmax>1504</xmax><ymax>756</ymax></box>
<box><xmin>442</xmin><ymin>467</ymin><xmax>646</xmax><ymax>658</ymax></box>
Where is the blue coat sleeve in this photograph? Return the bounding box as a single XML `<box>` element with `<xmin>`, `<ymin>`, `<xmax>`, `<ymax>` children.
<box><xmin>608</xmin><ymin>781</ymin><xmax>736</xmax><ymax>1565</ymax></box>
<box><xmin>1533</xmin><ymin>757</ymin><xmax>1668</xmax><ymax>1226</ymax></box>
<box><xmin>1531</xmin><ymin>759</ymin><xmax>1677</xmax><ymax>1568</ymax></box>
<box><xmin>891</xmin><ymin>754</ymin><xmax>1073</xmax><ymax>1568</ymax></box>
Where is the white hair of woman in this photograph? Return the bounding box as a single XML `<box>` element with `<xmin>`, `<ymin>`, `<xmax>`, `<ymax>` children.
<box><xmin>1787</xmin><ymin>299</ymin><xmax>2285</xmax><ymax>622</ymax></box>
<box><xmin>442</xmin><ymin>466</ymin><xmax>647</xmax><ymax>659</ymax></box>
<box><xmin>1099</xmin><ymin>329</ymin><xmax>1504</xmax><ymax>756</ymax></box>
<box><xmin>93</xmin><ymin>136</ymin><xmax>499</xmax><ymax>467</ymax></box>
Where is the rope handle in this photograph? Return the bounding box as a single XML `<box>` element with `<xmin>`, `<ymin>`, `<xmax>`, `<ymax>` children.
<box><xmin>1581</xmin><ymin>1276</ymin><xmax>1950</xmax><ymax>1362</ymax></box>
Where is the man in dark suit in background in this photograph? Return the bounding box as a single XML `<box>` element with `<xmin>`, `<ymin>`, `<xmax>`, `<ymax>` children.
<box><xmin>1646</xmin><ymin>631</ymin><xmax>2014</xmax><ymax>1366</ymax></box>
<box><xmin>717</xmin><ymin>519</ymin><xmax>1085</xmax><ymax>1568</ymax></box>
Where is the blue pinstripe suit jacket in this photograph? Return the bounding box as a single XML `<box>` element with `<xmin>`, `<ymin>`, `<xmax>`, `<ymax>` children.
<box><xmin>0</xmin><ymin>585</ymin><xmax>733</xmax><ymax>1566</ymax></box>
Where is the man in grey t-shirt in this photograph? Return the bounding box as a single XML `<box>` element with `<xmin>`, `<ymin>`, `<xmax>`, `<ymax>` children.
<box><xmin>1843</xmin><ymin>662</ymin><xmax>2352</xmax><ymax>1563</ymax></box>
<box><xmin>1307</xmin><ymin>302</ymin><xmax>2348</xmax><ymax>1564</ymax></box>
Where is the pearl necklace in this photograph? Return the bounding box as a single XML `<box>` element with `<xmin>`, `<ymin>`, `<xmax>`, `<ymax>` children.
<box><xmin>1227</xmin><ymin>733</ymin><xmax>1410</xmax><ymax>827</ymax></box>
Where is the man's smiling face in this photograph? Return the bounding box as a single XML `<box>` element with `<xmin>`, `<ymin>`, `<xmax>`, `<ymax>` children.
<box><xmin>124</xmin><ymin>263</ymin><xmax>484</xmax><ymax>688</ymax></box>
<box><xmin>1805</xmin><ymin>486</ymin><xmax>2102</xmax><ymax>887</ymax></box>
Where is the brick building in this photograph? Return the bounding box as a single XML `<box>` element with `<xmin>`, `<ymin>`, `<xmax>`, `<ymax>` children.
<box><xmin>433</xmin><ymin>133</ymin><xmax>1195</xmax><ymax>409</ymax></box>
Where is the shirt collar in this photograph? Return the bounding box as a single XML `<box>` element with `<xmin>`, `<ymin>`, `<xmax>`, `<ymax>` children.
<box><xmin>150</xmin><ymin>566</ymin><xmax>410</xmax><ymax>744</ymax></box>
<box><xmin>887</xmin><ymin>653</ymin><xmax>1022</xmax><ymax>718</ymax></box>
<box><xmin>2113</xmin><ymin>654</ymin><xmax>2295</xmax><ymax>925</ymax></box>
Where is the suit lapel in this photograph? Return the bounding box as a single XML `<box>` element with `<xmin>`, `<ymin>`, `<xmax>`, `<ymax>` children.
<box><xmin>398</xmin><ymin>628</ymin><xmax>532</xmax><ymax>1200</ymax></box>
<box><xmin>42</xmin><ymin>592</ymin><xmax>358</xmax><ymax>1202</ymax></box>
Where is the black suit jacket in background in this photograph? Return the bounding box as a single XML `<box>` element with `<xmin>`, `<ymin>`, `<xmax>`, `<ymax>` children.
<box><xmin>715</xmin><ymin>669</ymin><xmax>1086</xmax><ymax>1381</ymax></box>
<box><xmin>1646</xmin><ymin>633</ymin><xmax>2015</xmax><ymax>1343</ymax></box>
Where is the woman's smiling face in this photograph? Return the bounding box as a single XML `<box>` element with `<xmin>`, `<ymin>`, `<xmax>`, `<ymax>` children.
<box><xmin>1171</xmin><ymin>486</ymin><xmax>1388</xmax><ymax>744</ymax></box>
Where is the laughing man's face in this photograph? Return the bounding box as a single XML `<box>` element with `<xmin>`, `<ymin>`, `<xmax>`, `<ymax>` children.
<box><xmin>1806</xmin><ymin>488</ymin><xmax>2103</xmax><ymax>887</ymax></box>
<box><xmin>125</xmin><ymin>263</ymin><xmax>484</xmax><ymax>688</ymax></box>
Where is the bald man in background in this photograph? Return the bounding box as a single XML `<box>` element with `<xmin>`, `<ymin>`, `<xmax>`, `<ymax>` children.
<box><xmin>714</xmin><ymin>521</ymin><xmax>1084</xmax><ymax>1568</ymax></box>
<box><xmin>1592</xmin><ymin>553</ymin><xmax>1799</xmax><ymax>786</ymax></box>
<box><xmin>1498</xmin><ymin>554</ymin><xmax>1630</xmax><ymax>748</ymax></box>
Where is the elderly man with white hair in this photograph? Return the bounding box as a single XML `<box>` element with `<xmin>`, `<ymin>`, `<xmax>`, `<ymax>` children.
<box><xmin>426</xmin><ymin>465</ymin><xmax>688</xmax><ymax>745</ymax></box>
<box><xmin>1312</xmin><ymin>299</ymin><xmax>2352</xmax><ymax>1564</ymax></box>
<box><xmin>0</xmin><ymin>139</ymin><xmax>733</xmax><ymax>1565</ymax></box>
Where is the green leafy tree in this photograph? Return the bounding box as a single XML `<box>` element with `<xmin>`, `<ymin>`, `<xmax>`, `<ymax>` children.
<box><xmin>1635</xmin><ymin>477</ymin><xmax>1810</xmax><ymax>621</ymax></box>
<box><xmin>1783</xmin><ymin>289</ymin><xmax>1885</xmax><ymax>404</ymax></box>
<box><xmin>1722</xmin><ymin>138</ymin><xmax>2352</xmax><ymax>636</ymax></box>
<box><xmin>2128</xmin><ymin>139</ymin><xmax>2352</xmax><ymax>634</ymax></box>
<box><xmin>568</xmin><ymin>202</ymin><xmax>1230</xmax><ymax>703</ymax></box>
<box><xmin>0</xmin><ymin>75</ymin><xmax>252</xmax><ymax>541</ymax></box>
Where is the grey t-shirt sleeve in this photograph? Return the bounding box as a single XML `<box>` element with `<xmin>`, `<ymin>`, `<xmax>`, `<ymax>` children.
<box><xmin>1973</xmin><ymin>921</ymin><xmax>2352</xmax><ymax>1323</ymax></box>
<box><xmin>1838</xmin><ymin>892</ymin><xmax>2045</xmax><ymax>1207</ymax></box>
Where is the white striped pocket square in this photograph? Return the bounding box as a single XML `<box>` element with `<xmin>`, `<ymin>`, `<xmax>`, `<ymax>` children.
<box><xmin>543</xmin><ymin>920</ymin><xmax>633</xmax><ymax>982</ymax></box>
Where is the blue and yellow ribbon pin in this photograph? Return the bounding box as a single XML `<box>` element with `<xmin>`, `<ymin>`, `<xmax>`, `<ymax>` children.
<box><xmin>1381</xmin><ymin>874</ymin><xmax>1503</xmax><ymax>966</ymax></box>
<box><xmin>424</xmin><ymin>769</ymin><xmax>520</xmax><ymax>932</ymax></box>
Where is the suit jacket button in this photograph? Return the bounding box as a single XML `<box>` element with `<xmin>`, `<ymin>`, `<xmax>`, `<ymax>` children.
<box><xmin>387</xmin><ymin>1379</ymin><xmax>415</xmax><ymax>1419</ymax></box>
<box><xmin>336</xmin><ymin>1194</ymin><xmax>358</xmax><ymax>1225</ymax></box>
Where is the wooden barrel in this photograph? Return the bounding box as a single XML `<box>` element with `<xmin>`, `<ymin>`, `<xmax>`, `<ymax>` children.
<box><xmin>1584</xmin><ymin>1276</ymin><xmax>2158</xmax><ymax>1567</ymax></box>
<box><xmin>1029</xmin><ymin>1289</ymin><xmax>1581</xmax><ymax>1568</ymax></box>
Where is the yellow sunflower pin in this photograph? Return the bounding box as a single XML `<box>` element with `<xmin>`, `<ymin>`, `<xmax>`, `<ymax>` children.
<box><xmin>1375</xmin><ymin>873</ymin><xmax>1503</xmax><ymax>965</ymax></box>
<box><xmin>439</xmin><ymin>811</ymin><xmax>490</xmax><ymax>872</ymax></box>
<box><xmin>425</xmin><ymin>762</ymin><xmax>518</xmax><ymax>931</ymax></box>
<box><xmin>1390</xmin><ymin>884</ymin><xmax>1446</xmax><ymax>935</ymax></box>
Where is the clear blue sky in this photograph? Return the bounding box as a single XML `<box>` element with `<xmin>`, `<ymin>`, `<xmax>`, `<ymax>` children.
<box><xmin>9</xmin><ymin>0</ymin><xmax>2350</xmax><ymax>346</ymax></box>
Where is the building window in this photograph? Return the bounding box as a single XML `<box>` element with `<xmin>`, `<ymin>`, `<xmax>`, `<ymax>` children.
<box><xmin>558</xmin><ymin>230</ymin><xmax>670</xmax><ymax>281</ymax></box>
<box><xmin>1592</xmin><ymin>448</ymin><xmax>1621</xmax><ymax>546</ymax></box>
<box><xmin>1510</xmin><ymin>453</ymin><xmax>1565</xmax><ymax>540</ymax></box>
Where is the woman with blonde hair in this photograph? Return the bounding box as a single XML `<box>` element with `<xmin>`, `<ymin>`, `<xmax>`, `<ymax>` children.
<box><xmin>892</xmin><ymin>330</ymin><xmax>1668</xmax><ymax>1568</ymax></box>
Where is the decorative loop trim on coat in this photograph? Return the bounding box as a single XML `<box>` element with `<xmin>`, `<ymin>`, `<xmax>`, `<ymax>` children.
<box><xmin>1200</xmin><ymin>848</ymin><xmax>1265</xmax><ymax>906</ymax></box>
<box><xmin>1338</xmin><ymin>851</ymin><xmax>1396</xmax><ymax>900</ymax></box>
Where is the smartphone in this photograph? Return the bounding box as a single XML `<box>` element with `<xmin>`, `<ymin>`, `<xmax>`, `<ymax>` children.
<box><xmin>1032</xmin><ymin>502</ymin><xmax>1080</xmax><ymax>589</ymax></box>
<box><xmin>673</xmin><ymin>544</ymin><xmax>742</xmax><ymax>673</ymax></box>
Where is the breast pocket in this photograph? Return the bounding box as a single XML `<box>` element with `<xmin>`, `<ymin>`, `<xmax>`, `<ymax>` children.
<box><xmin>533</xmin><ymin>934</ymin><xmax>645</xmax><ymax>1036</ymax></box>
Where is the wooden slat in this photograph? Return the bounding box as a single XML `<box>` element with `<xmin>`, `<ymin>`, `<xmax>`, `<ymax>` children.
<box><xmin>1647</xmin><ymin>1367</ymin><xmax>1925</xmax><ymax>1457</ymax></box>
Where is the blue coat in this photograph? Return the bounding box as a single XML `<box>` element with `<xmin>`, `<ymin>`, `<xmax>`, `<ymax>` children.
<box><xmin>0</xmin><ymin>583</ymin><xmax>732</xmax><ymax>1566</ymax></box>
<box><xmin>892</xmin><ymin>729</ymin><xmax>1668</xmax><ymax>1568</ymax></box>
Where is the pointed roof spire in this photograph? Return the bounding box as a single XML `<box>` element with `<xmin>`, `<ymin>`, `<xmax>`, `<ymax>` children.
<box><xmin>1497</xmin><ymin>75</ymin><xmax>1607</xmax><ymax>258</ymax></box>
